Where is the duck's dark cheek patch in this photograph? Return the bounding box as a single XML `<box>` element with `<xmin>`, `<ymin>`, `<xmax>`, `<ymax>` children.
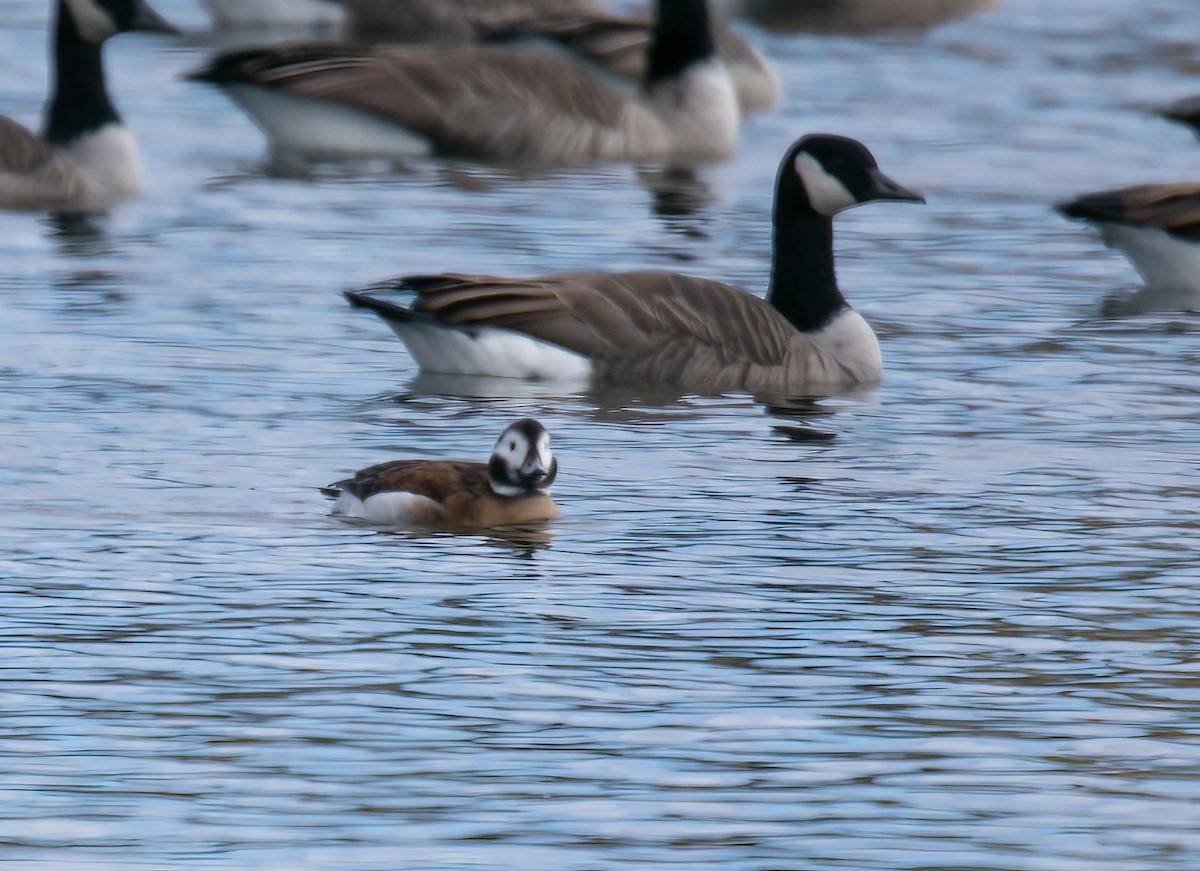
<box><xmin>489</xmin><ymin>454</ymin><xmax>511</xmax><ymax>483</ymax></box>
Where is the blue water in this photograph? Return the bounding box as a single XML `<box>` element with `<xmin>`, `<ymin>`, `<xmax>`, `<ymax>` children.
<box><xmin>2</xmin><ymin>1</ymin><xmax>1200</xmax><ymax>868</ymax></box>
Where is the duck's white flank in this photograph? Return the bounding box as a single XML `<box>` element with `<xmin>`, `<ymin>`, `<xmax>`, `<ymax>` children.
<box><xmin>809</xmin><ymin>308</ymin><xmax>882</xmax><ymax>382</ymax></box>
<box><xmin>386</xmin><ymin>321</ymin><xmax>594</xmax><ymax>382</ymax></box>
<box><xmin>225</xmin><ymin>84</ymin><xmax>432</xmax><ymax>161</ymax></box>
<box><xmin>330</xmin><ymin>489</ymin><xmax>443</xmax><ymax>524</ymax></box>
<box><xmin>1099</xmin><ymin>224</ymin><xmax>1200</xmax><ymax>294</ymax></box>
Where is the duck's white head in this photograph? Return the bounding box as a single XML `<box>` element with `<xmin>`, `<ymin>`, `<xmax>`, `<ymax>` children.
<box><xmin>487</xmin><ymin>419</ymin><xmax>557</xmax><ymax>497</ymax></box>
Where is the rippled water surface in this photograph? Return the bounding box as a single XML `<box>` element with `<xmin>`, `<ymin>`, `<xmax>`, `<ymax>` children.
<box><xmin>3</xmin><ymin>1</ymin><xmax>1200</xmax><ymax>868</ymax></box>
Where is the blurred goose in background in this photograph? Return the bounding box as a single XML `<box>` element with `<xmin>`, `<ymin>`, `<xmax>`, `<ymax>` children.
<box><xmin>187</xmin><ymin>0</ymin><xmax>740</xmax><ymax>167</ymax></box>
<box><xmin>0</xmin><ymin>0</ymin><xmax>175</xmax><ymax>213</ymax></box>
<box><xmin>342</xmin><ymin>134</ymin><xmax>924</xmax><ymax>397</ymax></box>
<box><xmin>1057</xmin><ymin>184</ymin><xmax>1200</xmax><ymax>300</ymax></box>
<box><xmin>323</xmin><ymin>419</ymin><xmax>558</xmax><ymax>527</ymax></box>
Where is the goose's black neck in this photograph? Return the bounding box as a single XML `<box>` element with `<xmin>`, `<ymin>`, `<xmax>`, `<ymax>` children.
<box><xmin>766</xmin><ymin>209</ymin><xmax>847</xmax><ymax>333</ymax></box>
<box><xmin>645</xmin><ymin>0</ymin><xmax>715</xmax><ymax>87</ymax></box>
<box><xmin>45</xmin><ymin>2</ymin><xmax>120</xmax><ymax>146</ymax></box>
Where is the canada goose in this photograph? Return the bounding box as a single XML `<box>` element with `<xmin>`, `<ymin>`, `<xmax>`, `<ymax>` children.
<box><xmin>323</xmin><ymin>419</ymin><xmax>558</xmax><ymax>526</ymax></box>
<box><xmin>1056</xmin><ymin>184</ymin><xmax>1200</xmax><ymax>296</ymax></box>
<box><xmin>0</xmin><ymin>0</ymin><xmax>176</xmax><ymax>213</ymax></box>
<box><xmin>185</xmin><ymin>0</ymin><xmax>740</xmax><ymax>166</ymax></box>
<box><xmin>343</xmin><ymin>134</ymin><xmax>924</xmax><ymax>396</ymax></box>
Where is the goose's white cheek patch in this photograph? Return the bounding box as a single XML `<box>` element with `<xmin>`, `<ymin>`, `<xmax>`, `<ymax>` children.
<box><xmin>795</xmin><ymin>152</ymin><xmax>858</xmax><ymax>216</ymax></box>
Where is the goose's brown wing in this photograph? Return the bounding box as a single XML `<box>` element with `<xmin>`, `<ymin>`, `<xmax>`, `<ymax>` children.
<box><xmin>405</xmin><ymin>269</ymin><xmax>798</xmax><ymax>372</ymax></box>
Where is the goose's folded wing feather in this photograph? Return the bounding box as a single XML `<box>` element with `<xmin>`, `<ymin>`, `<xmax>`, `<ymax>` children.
<box><xmin>406</xmin><ymin>270</ymin><xmax>797</xmax><ymax>367</ymax></box>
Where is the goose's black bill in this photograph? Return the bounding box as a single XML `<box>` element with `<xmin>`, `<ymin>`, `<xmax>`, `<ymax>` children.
<box><xmin>868</xmin><ymin>167</ymin><xmax>924</xmax><ymax>204</ymax></box>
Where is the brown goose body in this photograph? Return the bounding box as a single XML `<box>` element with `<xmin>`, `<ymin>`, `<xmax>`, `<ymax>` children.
<box><xmin>347</xmin><ymin>269</ymin><xmax>880</xmax><ymax>395</ymax></box>
<box><xmin>198</xmin><ymin>44</ymin><xmax>690</xmax><ymax>164</ymax></box>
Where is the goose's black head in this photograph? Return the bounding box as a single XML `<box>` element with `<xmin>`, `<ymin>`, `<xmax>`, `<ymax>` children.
<box><xmin>778</xmin><ymin>133</ymin><xmax>924</xmax><ymax>219</ymax></box>
<box><xmin>487</xmin><ymin>419</ymin><xmax>558</xmax><ymax>497</ymax></box>
<box><xmin>61</xmin><ymin>0</ymin><xmax>177</xmax><ymax>44</ymax></box>
<box><xmin>645</xmin><ymin>0</ymin><xmax>717</xmax><ymax>86</ymax></box>
<box><xmin>765</xmin><ymin>134</ymin><xmax>923</xmax><ymax>332</ymax></box>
